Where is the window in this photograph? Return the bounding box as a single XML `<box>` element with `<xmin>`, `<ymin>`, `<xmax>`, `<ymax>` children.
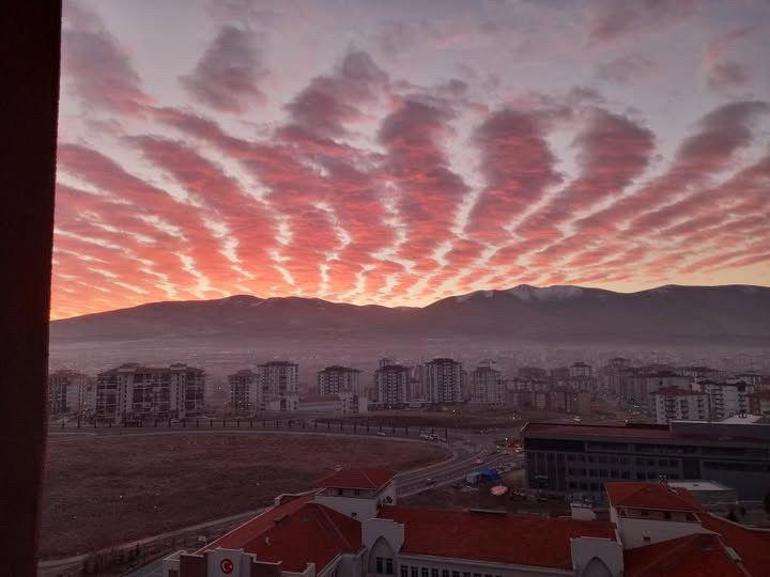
<box><xmin>422</xmin><ymin>569</ymin><xmax>429</xmax><ymax>577</ymax></box>
<box><xmin>442</xmin><ymin>570</ymin><xmax>449</xmax><ymax>577</ymax></box>
<box><xmin>452</xmin><ymin>572</ymin><xmax>460</xmax><ymax>577</ymax></box>
<box><xmin>401</xmin><ymin>568</ymin><xmax>408</xmax><ymax>577</ymax></box>
<box><xmin>386</xmin><ymin>559</ymin><xmax>394</xmax><ymax>574</ymax></box>
<box><xmin>431</xmin><ymin>569</ymin><xmax>439</xmax><ymax>577</ymax></box>
<box><xmin>376</xmin><ymin>558</ymin><xmax>384</xmax><ymax>573</ymax></box>
<box><xmin>411</xmin><ymin>568</ymin><xmax>418</xmax><ymax>577</ymax></box>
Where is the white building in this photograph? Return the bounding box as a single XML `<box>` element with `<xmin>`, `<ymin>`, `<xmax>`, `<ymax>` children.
<box><xmin>469</xmin><ymin>364</ymin><xmax>504</xmax><ymax>404</ymax></box>
<box><xmin>695</xmin><ymin>379</ymin><xmax>755</xmax><ymax>420</ymax></box>
<box><xmin>318</xmin><ymin>366</ymin><xmax>362</xmax><ymax>396</ymax></box>
<box><xmin>48</xmin><ymin>369</ymin><xmax>95</xmax><ymax>417</ymax></box>
<box><xmin>96</xmin><ymin>363</ymin><xmax>205</xmax><ymax>423</ymax></box>
<box><xmin>651</xmin><ymin>386</ymin><xmax>708</xmax><ymax>424</ymax></box>
<box><xmin>163</xmin><ymin>472</ymin><xmax>770</xmax><ymax>577</ymax></box>
<box><xmin>373</xmin><ymin>363</ymin><xmax>410</xmax><ymax>407</ymax></box>
<box><xmin>423</xmin><ymin>358</ymin><xmax>465</xmax><ymax>405</ymax></box>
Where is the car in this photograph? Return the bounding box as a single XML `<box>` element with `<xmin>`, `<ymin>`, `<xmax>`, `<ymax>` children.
<box><xmin>376</xmin><ymin>431</ymin><xmax>387</xmax><ymax>437</ymax></box>
<box><xmin>424</xmin><ymin>478</ymin><xmax>436</xmax><ymax>485</ymax></box>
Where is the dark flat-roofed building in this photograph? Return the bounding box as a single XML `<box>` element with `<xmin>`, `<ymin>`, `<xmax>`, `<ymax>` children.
<box><xmin>521</xmin><ymin>419</ymin><xmax>770</xmax><ymax>501</ymax></box>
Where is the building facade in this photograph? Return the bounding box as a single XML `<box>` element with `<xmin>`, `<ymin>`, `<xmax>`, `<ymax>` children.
<box><xmin>48</xmin><ymin>369</ymin><xmax>94</xmax><ymax>417</ymax></box>
<box><xmin>373</xmin><ymin>364</ymin><xmax>410</xmax><ymax>407</ymax></box>
<box><xmin>469</xmin><ymin>364</ymin><xmax>504</xmax><ymax>404</ymax></box>
<box><xmin>423</xmin><ymin>358</ymin><xmax>465</xmax><ymax>405</ymax></box>
<box><xmin>521</xmin><ymin>419</ymin><xmax>770</xmax><ymax>501</ymax></box>
<box><xmin>228</xmin><ymin>370</ymin><xmax>260</xmax><ymax>414</ymax></box>
<box><xmin>695</xmin><ymin>380</ymin><xmax>755</xmax><ymax>420</ymax></box>
<box><xmin>96</xmin><ymin>363</ymin><xmax>205</xmax><ymax>423</ymax></box>
<box><xmin>318</xmin><ymin>366</ymin><xmax>362</xmax><ymax>397</ymax></box>
<box><xmin>651</xmin><ymin>386</ymin><xmax>708</xmax><ymax>424</ymax></box>
<box><xmin>258</xmin><ymin>361</ymin><xmax>299</xmax><ymax>412</ymax></box>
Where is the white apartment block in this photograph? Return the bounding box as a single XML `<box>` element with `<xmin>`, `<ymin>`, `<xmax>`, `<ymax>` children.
<box><xmin>373</xmin><ymin>364</ymin><xmax>409</xmax><ymax>407</ymax></box>
<box><xmin>651</xmin><ymin>386</ymin><xmax>708</xmax><ymax>424</ymax></box>
<box><xmin>258</xmin><ymin>361</ymin><xmax>299</xmax><ymax>412</ymax></box>
<box><xmin>228</xmin><ymin>369</ymin><xmax>260</xmax><ymax>414</ymax></box>
<box><xmin>48</xmin><ymin>369</ymin><xmax>95</xmax><ymax>417</ymax></box>
<box><xmin>469</xmin><ymin>365</ymin><xmax>504</xmax><ymax>404</ymax></box>
<box><xmin>318</xmin><ymin>366</ymin><xmax>362</xmax><ymax>396</ymax></box>
<box><xmin>695</xmin><ymin>379</ymin><xmax>755</xmax><ymax>420</ymax></box>
<box><xmin>423</xmin><ymin>358</ymin><xmax>465</xmax><ymax>404</ymax></box>
<box><xmin>96</xmin><ymin>363</ymin><xmax>205</xmax><ymax>423</ymax></box>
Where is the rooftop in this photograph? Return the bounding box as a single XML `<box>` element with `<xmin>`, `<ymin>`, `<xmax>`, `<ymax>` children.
<box><xmin>204</xmin><ymin>497</ymin><xmax>360</xmax><ymax>572</ymax></box>
<box><xmin>379</xmin><ymin>505</ymin><xmax>616</xmax><ymax>570</ymax></box>
<box><xmin>606</xmin><ymin>482</ymin><xmax>702</xmax><ymax>513</ymax></box>
<box><xmin>624</xmin><ymin>533</ymin><xmax>746</xmax><ymax>577</ymax></box>
<box><xmin>522</xmin><ymin>420</ymin><xmax>770</xmax><ymax>444</ymax></box>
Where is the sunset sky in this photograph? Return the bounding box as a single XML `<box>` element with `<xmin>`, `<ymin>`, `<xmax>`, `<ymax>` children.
<box><xmin>54</xmin><ymin>0</ymin><xmax>770</xmax><ymax>319</ymax></box>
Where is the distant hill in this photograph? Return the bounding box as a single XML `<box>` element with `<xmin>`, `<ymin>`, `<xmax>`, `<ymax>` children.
<box><xmin>50</xmin><ymin>284</ymin><xmax>770</xmax><ymax>348</ymax></box>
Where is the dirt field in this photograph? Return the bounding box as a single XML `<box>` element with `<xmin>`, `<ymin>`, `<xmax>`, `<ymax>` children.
<box><xmin>40</xmin><ymin>432</ymin><xmax>448</xmax><ymax>558</ymax></box>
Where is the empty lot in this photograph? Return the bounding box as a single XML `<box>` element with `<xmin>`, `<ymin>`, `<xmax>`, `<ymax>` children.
<box><xmin>41</xmin><ymin>431</ymin><xmax>448</xmax><ymax>558</ymax></box>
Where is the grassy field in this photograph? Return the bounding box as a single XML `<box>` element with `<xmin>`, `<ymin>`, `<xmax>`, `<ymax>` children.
<box><xmin>41</xmin><ymin>432</ymin><xmax>448</xmax><ymax>558</ymax></box>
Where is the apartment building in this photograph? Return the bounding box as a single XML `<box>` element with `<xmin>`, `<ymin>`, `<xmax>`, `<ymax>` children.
<box><xmin>695</xmin><ymin>379</ymin><xmax>755</xmax><ymax>420</ymax></box>
<box><xmin>318</xmin><ymin>365</ymin><xmax>362</xmax><ymax>396</ymax></box>
<box><xmin>258</xmin><ymin>361</ymin><xmax>299</xmax><ymax>412</ymax></box>
<box><xmin>621</xmin><ymin>370</ymin><xmax>691</xmax><ymax>407</ymax></box>
<box><xmin>163</xmin><ymin>470</ymin><xmax>770</xmax><ymax>577</ymax></box>
<box><xmin>651</xmin><ymin>386</ymin><xmax>708</xmax><ymax>424</ymax></box>
<box><xmin>748</xmin><ymin>390</ymin><xmax>770</xmax><ymax>416</ymax></box>
<box><xmin>96</xmin><ymin>363</ymin><xmax>205</xmax><ymax>423</ymax></box>
<box><xmin>522</xmin><ymin>418</ymin><xmax>770</xmax><ymax>501</ymax></box>
<box><xmin>228</xmin><ymin>369</ymin><xmax>259</xmax><ymax>414</ymax></box>
<box><xmin>373</xmin><ymin>363</ymin><xmax>410</xmax><ymax>407</ymax></box>
<box><xmin>469</xmin><ymin>364</ymin><xmax>504</xmax><ymax>404</ymax></box>
<box><xmin>423</xmin><ymin>358</ymin><xmax>465</xmax><ymax>405</ymax></box>
<box><xmin>48</xmin><ymin>369</ymin><xmax>95</xmax><ymax>417</ymax></box>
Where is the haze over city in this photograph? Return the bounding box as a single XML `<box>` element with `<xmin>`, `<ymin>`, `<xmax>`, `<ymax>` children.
<box><xmin>54</xmin><ymin>0</ymin><xmax>770</xmax><ymax>319</ymax></box>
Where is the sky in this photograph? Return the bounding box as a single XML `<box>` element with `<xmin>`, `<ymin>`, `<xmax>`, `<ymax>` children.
<box><xmin>53</xmin><ymin>0</ymin><xmax>770</xmax><ymax>319</ymax></box>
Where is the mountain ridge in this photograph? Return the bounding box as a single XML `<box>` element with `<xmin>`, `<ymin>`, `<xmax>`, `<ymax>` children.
<box><xmin>49</xmin><ymin>284</ymin><xmax>770</xmax><ymax>347</ymax></box>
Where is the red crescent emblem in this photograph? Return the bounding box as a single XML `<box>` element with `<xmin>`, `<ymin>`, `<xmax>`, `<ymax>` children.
<box><xmin>220</xmin><ymin>558</ymin><xmax>234</xmax><ymax>574</ymax></box>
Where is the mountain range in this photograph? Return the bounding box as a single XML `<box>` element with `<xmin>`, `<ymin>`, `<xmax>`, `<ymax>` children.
<box><xmin>50</xmin><ymin>284</ymin><xmax>770</xmax><ymax>347</ymax></box>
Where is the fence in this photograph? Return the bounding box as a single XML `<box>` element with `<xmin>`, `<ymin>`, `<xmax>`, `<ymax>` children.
<box><xmin>49</xmin><ymin>416</ymin><xmax>449</xmax><ymax>443</ymax></box>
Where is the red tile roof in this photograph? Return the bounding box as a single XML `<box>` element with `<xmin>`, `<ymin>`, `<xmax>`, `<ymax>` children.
<box><xmin>200</xmin><ymin>494</ymin><xmax>361</xmax><ymax>572</ymax></box>
<box><xmin>378</xmin><ymin>506</ymin><xmax>616</xmax><ymax>570</ymax></box>
<box><xmin>699</xmin><ymin>513</ymin><xmax>770</xmax><ymax>577</ymax></box>
<box><xmin>606</xmin><ymin>482</ymin><xmax>702</xmax><ymax>513</ymax></box>
<box><xmin>624</xmin><ymin>533</ymin><xmax>746</xmax><ymax>577</ymax></box>
<box><xmin>318</xmin><ymin>468</ymin><xmax>395</xmax><ymax>490</ymax></box>
<box><xmin>241</xmin><ymin>503</ymin><xmax>361</xmax><ymax>571</ymax></box>
<box><xmin>201</xmin><ymin>491</ymin><xmax>317</xmax><ymax>553</ymax></box>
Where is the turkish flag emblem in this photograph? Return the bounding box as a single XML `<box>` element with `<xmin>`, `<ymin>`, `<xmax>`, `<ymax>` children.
<box><xmin>220</xmin><ymin>558</ymin><xmax>234</xmax><ymax>574</ymax></box>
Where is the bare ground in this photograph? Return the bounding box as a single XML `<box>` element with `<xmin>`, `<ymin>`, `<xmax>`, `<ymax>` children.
<box><xmin>41</xmin><ymin>432</ymin><xmax>448</xmax><ymax>558</ymax></box>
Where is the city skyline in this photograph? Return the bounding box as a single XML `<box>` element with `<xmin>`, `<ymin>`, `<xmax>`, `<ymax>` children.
<box><xmin>54</xmin><ymin>0</ymin><xmax>770</xmax><ymax>319</ymax></box>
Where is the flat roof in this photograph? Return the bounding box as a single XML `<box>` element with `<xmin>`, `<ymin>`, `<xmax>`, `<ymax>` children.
<box><xmin>521</xmin><ymin>421</ymin><xmax>769</xmax><ymax>445</ymax></box>
<box><xmin>668</xmin><ymin>480</ymin><xmax>734</xmax><ymax>492</ymax></box>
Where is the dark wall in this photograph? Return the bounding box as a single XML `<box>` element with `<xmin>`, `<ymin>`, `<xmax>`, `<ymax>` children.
<box><xmin>0</xmin><ymin>3</ymin><xmax>62</xmax><ymax>575</ymax></box>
